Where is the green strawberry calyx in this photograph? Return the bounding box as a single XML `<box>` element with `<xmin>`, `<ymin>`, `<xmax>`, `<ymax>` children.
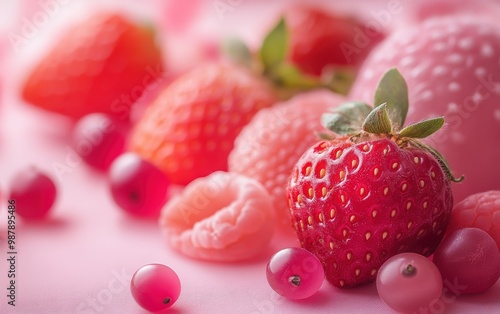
<box><xmin>321</xmin><ymin>68</ymin><xmax>464</xmax><ymax>183</ymax></box>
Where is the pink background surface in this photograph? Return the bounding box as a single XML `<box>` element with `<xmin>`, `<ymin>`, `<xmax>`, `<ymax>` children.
<box><xmin>1</xmin><ymin>1</ymin><xmax>499</xmax><ymax>313</ymax></box>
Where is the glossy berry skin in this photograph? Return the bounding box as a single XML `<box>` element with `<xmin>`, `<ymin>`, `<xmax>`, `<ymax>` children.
<box><xmin>229</xmin><ymin>90</ymin><xmax>345</xmax><ymax>231</ymax></box>
<box><xmin>129</xmin><ymin>63</ymin><xmax>277</xmax><ymax>185</ymax></box>
<box><xmin>287</xmin><ymin>138</ymin><xmax>453</xmax><ymax>288</ymax></box>
<box><xmin>22</xmin><ymin>13</ymin><xmax>163</xmax><ymax>120</ymax></box>
<box><xmin>266</xmin><ymin>247</ymin><xmax>324</xmax><ymax>299</ymax></box>
<box><xmin>8</xmin><ymin>167</ymin><xmax>57</xmax><ymax>219</ymax></box>
<box><xmin>109</xmin><ymin>153</ymin><xmax>169</xmax><ymax>218</ymax></box>
<box><xmin>285</xmin><ymin>5</ymin><xmax>385</xmax><ymax>76</ymax></box>
<box><xmin>349</xmin><ymin>17</ymin><xmax>500</xmax><ymax>202</ymax></box>
<box><xmin>433</xmin><ymin>228</ymin><xmax>500</xmax><ymax>294</ymax></box>
<box><xmin>446</xmin><ymin>190</ymin><xmax>500</xmax><ymax>249</ymax></box>
<box><xmin>72</xmin><ymin>114</ymin><xmax>126</xmax><ymax>171</ymax></box>
<box><xmin>377</xmin><ymin>253</ymin><xmax>443</xmax><ymax>313</ymax></box>
<box><xmin>131</xmin><ymin>264</ymin><xmax>181</xmax><ymax>312</ymax></box>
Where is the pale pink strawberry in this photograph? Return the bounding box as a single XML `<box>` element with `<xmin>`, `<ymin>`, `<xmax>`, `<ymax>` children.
<box><xmin>446</xmin><ymin>190</ymin><xmax>500</xmax><ymax>249</ymax></box>
<box><xmin>228</xmin><ymin>90</ymin><xmax>345</xmax><ymax>231</ymax></box>
<box><xmin>349</xmin><ymin>17</ymin><xmax>500</xmax><ymax>202</ymax></box>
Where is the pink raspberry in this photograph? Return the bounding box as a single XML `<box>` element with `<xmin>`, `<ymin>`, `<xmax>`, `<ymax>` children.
<box><xmin>447</xmin><ymin>190</ymin><xmax>500</xmax><ymax>249</ymax></box>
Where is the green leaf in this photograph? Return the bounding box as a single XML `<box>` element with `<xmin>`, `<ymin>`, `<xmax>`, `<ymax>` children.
<box><xmin>272</xmin><ymin>63</ymin><xmax>319</xmax><ymax>88</ymax></box>
<box><xmin>398</xmin><ymin>117</ymin><xmax>445</xmax><ymax>138</ymax></box>
<box><xmin>373</xmin><ymin>68</ymin><xmax>409</xmax><ymax>130</ymax></box>
<box><xmin>259</xmin><ymin>17</ymin><xmax>287</xmax><ymax>69</ymax></box>
<box><xmin>321</xmin><ymin>102</ymin><xmax>372</xmax><ymax>135</ymax></box>
<box><xmin>221</xmin><ymin>37</ymin><xmax>252</xmax><ymax>67</ymax></box>
<box><xmin>362</xmin><ymin>103</ymin><xmax>393</xmax><ymax>134</ymax></box>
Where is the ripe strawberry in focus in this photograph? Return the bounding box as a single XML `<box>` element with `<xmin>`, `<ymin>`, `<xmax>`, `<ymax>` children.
<box><xmin>284</xmin><ymin>5</ymin><xmax>385</xmax><ymax>76</ymax></box>
<box><xmin>22</xmin><ymin>13</ymin><xmax>164</xmax><ymax>120</ymax></box>
<box><xmin>129</xmin><ymin>63</ymin><xmax>277</xmax><ymax>186</ymax></box>
<box><xmin>228</xmin><ymin>90</ymin><xmax>345</xmax><ymax>231</ymax></box>
<box><xmin>349</xmin><ymin>17</ymin><xmax>500</xmax><ymax>202</ymax></box>
<box><xmin>287</xmin><ymin>69</ymin><xmax>460</xmax><ymax>288</ymax></box>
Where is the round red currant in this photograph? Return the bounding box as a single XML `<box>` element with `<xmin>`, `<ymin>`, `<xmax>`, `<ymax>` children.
<box><xmin>8</xmin><ymin>167</ymin><xmax>57</xmax><ymax>219</ymax></box>
<box><xmin>266</xmin><ymin>247</ymin><xmax>324</xmax><ymax>299</ymax></box>
<box><xmin>377</xmin><ymin>253</ymin><xmax>442</xmax><ymax>313</ymax></box>
<box><xmin>131</xmin><ymin>264</ymin><xmax>181</xmax><ymax>312</ymax></box>
<box><xmin>72</xmin><ymin>113</ymin><xmax>125</xmax><ymax>171</ymax></box>
<box><xmin>433</xmin><ymin>227</ymin><xmax>500</xmax><ymax>294</ymax></box>
<box><xmin>109</xmin><ymin>153</ymin><xmax>170</xmax><ymax>218</ymax></box>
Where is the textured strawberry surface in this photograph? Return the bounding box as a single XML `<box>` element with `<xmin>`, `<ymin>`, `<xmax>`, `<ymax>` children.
<box><xmin>349</xmin><ymin>17</ymin><xmax>500</xmax><ymax>202</ymax></box>
<box><xmin>228</xmin><ymin>90</ymin><xmax>345</xmax><ymax>232</ymax></box>
<box><xmin>129</xmin><ymin>62</ymin><xmax>277</xmax><ymax>186</ymax></box>
<box><xmin>287</xmin><ymin>138</ymin><xmax>453</xmax><ymax>288</ymax></box>
<box><xmin>447</xmin><ymin>190</ymin><xmax>500</xmax><ymax>249</ymax></box>
<box><xmin>22</xmin><ymin>13</ymin><xmax>163</xmax><ymax>120</ymax></box>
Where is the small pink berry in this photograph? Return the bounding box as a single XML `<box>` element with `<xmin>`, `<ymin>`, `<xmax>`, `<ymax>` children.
<box><xmin>109</xmin><ymin>153</ymin><xmax>169</xmax><ymax>218</ymax></box>
<box><xmin>131</xmin><ymin>264</ymin><xmax>181</xmax><ymax>312</ymax></box>
<box><xmin>266</xmin><ymin>247</ymin><xmax>324</xmax><ymax>299</ymax></box>
<box><xmin>72</xmin><ymin>113</ymin><xmax>125</xmax><ymax>171</ymax></box>
<box><xmin>433</xmin><ymin>227</ymin><xmax>500</xmax><ymax>294</ymax></box>
<box><xmin>377</xmin><ymin>253</ymin><xmax>443</xmax><ymax>313</ymax></box>
<box><xmin>8</xmin><ymin>167</ymin><xmax>57</xmax><ymax>219</ymax></box>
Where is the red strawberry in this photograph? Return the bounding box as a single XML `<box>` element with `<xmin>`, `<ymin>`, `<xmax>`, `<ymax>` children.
<box><xmin>284</xmin><ymin>5</ymin><xmax>385</xmax><ymax>76</ymax></box>
<box><xmin>22</xmin><ymin>13</ymin><xmax>164</xmax><ymax>120</ymax></box>
<box><xmin>287</xmin><ymin>69</ymin><xmax>460</xmax><ymax>288</ymax></box>
<box><xmin>349</xmin><ymin>17</ymin><xmax>500</xmax><ymax>202</ymax></box>
<box><xmin>129</xmin><ymin>62</ymin><xmax>277</xmax><ymax>186</ymax></box>
<box><xmin>228</xmin><ymin>90</ymin><xmax>345</xmax><ymax>231</ymax></box>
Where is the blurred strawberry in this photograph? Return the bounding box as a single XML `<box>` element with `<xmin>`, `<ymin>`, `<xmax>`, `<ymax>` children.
<box><xmin>129</xmin><ymin>62</ymin><xmax>277</xmax><ymax>186</ymax></box>
<box><xmin>22</xmin><ymin>13</ymin><xmax>164</xmax><ymax>121</ymax></box>
<box><xmin>285</xmin><ymin>5</ymin><xmax>385</xmax><ymax>76</ymax></box>
<box><xmin>251</xmin><ymin>5</ymin><xmax>385</xmax><ymax>97</ymax></box>
<box><xmin>349</xmin><ymin>17</ymin><xmax>500</xmax><ymax>202</ymax></box>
